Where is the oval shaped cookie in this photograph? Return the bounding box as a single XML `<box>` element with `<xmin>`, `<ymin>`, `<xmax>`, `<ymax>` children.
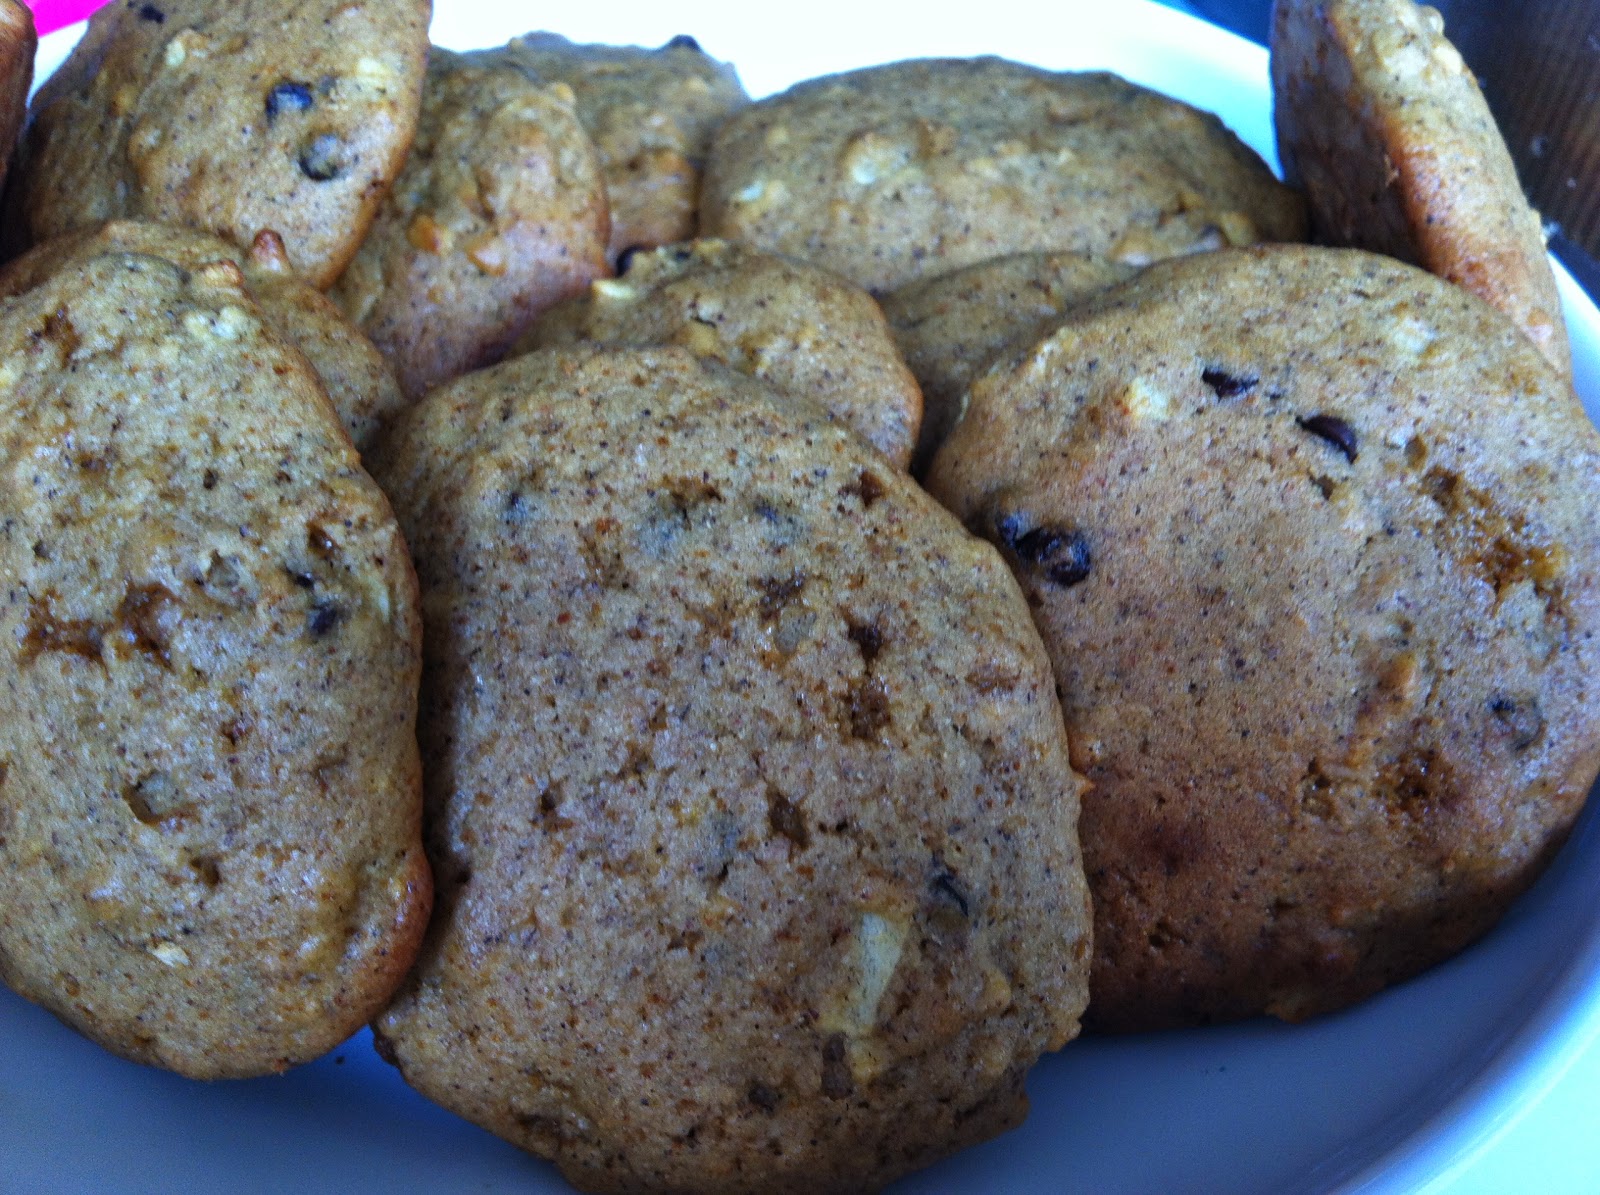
<box><xmin>701</xmin><ymin>57</ymin><xmax>1306</xmax><ymax>293</ymax></box>
<box><xmin>0</xmin><ymin>249</ymin><xmax>429</xmax><ymax>1078</ymax></box>
<box><xmin>522</xmin><ymin>239</ymin><xmax>923</xmax><ymax>468</ymax></box>
<box><xmin>507</xmin><ymin>32</ymin><xmax>750</xmax><ymax>262</ymax></box>
<box><xmin>10</xmin><ymin>0</ymin><xmax>431</xmax><ymax>288</ymax></box>
<box><xmin>0</xmin><ymin>221</ymin><xmax>405</xmax><ymax>450</ymax></box>
<box><xmin>927</xmin><ymin>246</ymin><xmax>1600</xmax><ymax>1030</ymax></box>
<box><xmin>370</xmin><ymin>347</ymin><xmax>1090</xmax><ymax>1193</ymax></box>
<box><xmin>330</xmin><ymin>46</ymin><xmax>611</xmax><ymax>401</ymax></box>
<box><xmin>0</xmin><ymin>0</ymin><xmax>32</xmax><ymax>196</ymax></box>
<box><xmin>1272</xmin><ymin>0</ymin><xmax>1571</xmax><ymax>379</ymax></box>
<box><xmin>881</xmin><ymin>251</ymin><xmax>1138</xmax><ymax>471</ymax></box>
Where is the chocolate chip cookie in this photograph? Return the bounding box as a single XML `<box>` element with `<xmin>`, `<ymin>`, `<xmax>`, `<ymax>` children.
<box><xmin>701</xmin><ymin>57</ymin><xmax>1306</xmax><ymax>293</ymax></box>
<box><xmin>0</xmin><ymin>221</ymin><xmax>405</xmax><ymax>449</ymax></box>
<box><xmin>881</xmin><ymin>251</ymin><xmax>1138</xmax><ymax>471</ymax></box>
<box><xmin>0</xmin><ymin>248</ymin><xmax>430</xmax><ymax>1078</ymax></box>
<box><xmin>927</xmin><ymin>245</ymin><xmax>1600</xmax><ymax>1029</ymax></box>
<box><xmin>1272</xmin><ymin>0</ymin><xmax>1571</xmax><ymax>379</ymax></box>
<box><xmin>330</xmin><ymin>45</ymin><xmax>611</xmax><ymax>402</ymax></box>
<box><xmin>11</xmin><ymin>0</ymin><xmax>431</xmax><ymax>288</ymax></box>
<box><xmin>370</xmin><ymin>346</ymin><xmax>1090</xmax><ymax>1192</ymax></box>
<box><xmin>507</xmin><ymin>33</ymin><xmax>749</xmax><ymax>263</ymax></box>
<box><xmin>522</xmin><ymin>239</ymin><xmax>923</xmax><ymax>468</ymax></box>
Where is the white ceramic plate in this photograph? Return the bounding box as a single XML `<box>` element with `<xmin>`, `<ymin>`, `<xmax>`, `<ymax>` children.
<box><xmin>7</xmin><ymin>2</ymin><xmax>1600</xmax><ymax>1191</ymax></box>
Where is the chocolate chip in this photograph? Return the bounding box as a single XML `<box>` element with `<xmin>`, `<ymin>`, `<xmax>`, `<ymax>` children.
<box><xmin>1489</xmin><ymin>694</ymin><xmax>1545</xmax><ymax>752</ymax></box>
<box><xmin>662</xmin><ymin>34</ymin><xmax>701</xmax><ymax>50</ymax></box>
<box><xmin>1297</xmin><ymin>413</ymin><xmax>1359</xmax><ymax>463</ymax></box>
<box><xmin>297</xmin><ymin>133</ymin><xmax>345</xmax><ymax>182</ymax></box>
<box><xmin>307</xmin><ymin>599</ymin><xmax>343</xmax><ymax>638</ymax></box>
<box><xmin>748</xmin><ymin>1083</ymin><xmax>781</xmax><ymax>1114</ymax></box>
<box><xmin>1201</xmin><ymin>367</ymin><xmax>1258</xmax><ymax>399</ymax></box>
<box><xmin>285</xmin><ymin>567</ymin><xmax>315</xmax><ymax>590</ymax></box>
<box><xmin>615</xmin><ymin>244</ymin><xmax>648</xmax><ymax>274</ymax></box>
<box><xmin>137</xmin><ymin>3</ymin><xmax>165</xmax><ymax>22</ymax></box>
<box><xmin>265</xmin><ymin>81</ymin><xmax>314</xmax><ymax>122</ymax></box>
<box><xmin>820</xmin><ymin>1034</ymin><xmax>853</xmax><ymax>1099</ymax></box>
<box><xmin>997</xmin><ymin>518</ymin><xmax>1093</xmax><ymax>588</ymax></box>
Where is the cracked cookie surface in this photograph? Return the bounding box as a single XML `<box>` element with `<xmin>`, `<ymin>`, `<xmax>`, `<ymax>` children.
<box><xmin>927</xmin><ymin>245</ymin><xmax>1600</xmax><ymax>1029</ymax></box>
<box><xmin>370</xmin><ymin>346</ymin><xmax>1089</xmax><ymax>1193</ymax></box>
<box><xmin>0</xmin><ymin>249</ymin><xmax>429</xmax><ymax>1077</ymax></box>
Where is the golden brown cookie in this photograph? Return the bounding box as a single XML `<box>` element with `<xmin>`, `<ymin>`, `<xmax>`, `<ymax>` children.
<box><xmin>927</xmin><ymin>246</ymin><xmax>1600</xmax><ymax>1030</ymax></box>
<box><xmin>506</xmin><ymin>33</ymin><xmax>750</xmax><ymax>262</ymax></box>
<box><xmin>0</xmin><ymin>248</ymin><xmax>430</xmax><ymax>1078</ymax></box>
<box><xmin>522</xmin><ymin>239</ymin><xmax>922</xmax><ymax>468</ymax></box>
<box><xmin>701</xmin><ymin>57</ymin><xmax>1306</xmax><ymax>293</ymax></box>
<box><xmin>881</xmin><ymin>252</ymin><xmax>1138</xmax><ymax>472</ymax></box>
<box><xmin>0</xmin><ymin>0</ymin><xmax>33</xmax><ymax>195</ymax></box>
<box><xmin>11</xmin><ymin>0</ymin><xmax>431</xmax><ymax>288</ymax></box>
<box><xmin>0</xmin><ymin>221</ymin><xmax>405</xmax><ymax>450</ymax></box>
<box><xmin>370</xmin><ymin>347</ymin><xmax>1091</xmax><ymax>1193</ymax></box>
<box><xmin>1271</xmin><ymin>0</ymin><xmax>1571</xmax><ymax>379</ymax></box>
<box><xmin>330</xmin><ymin>46</ymin><xmax>611</xmax><ymax>402</ymax></box>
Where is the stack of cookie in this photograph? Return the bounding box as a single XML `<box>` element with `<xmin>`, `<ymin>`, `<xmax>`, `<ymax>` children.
<box><xmin>0</xmin><ymin>0</ymin><xmax>1597</xmax><ymax>1191</ymax></box>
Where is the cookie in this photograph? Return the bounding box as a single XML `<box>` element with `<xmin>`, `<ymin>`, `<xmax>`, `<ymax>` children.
<box><xmin>1272</xmin><ymin>0</ymin><xmax>1571</xmax><ymax>379</ymax></box>
<box><xmin>10</xmin><ymin>0</ymin><xmax>431</xmax><ymax>288</ymax></box>
<box><xmin>926</xmin><ymin>246</ymin><xmax>1600</xmax><ymax>1030</ymax></box>
<box><xmin>700</xmin><ymin>57</ymin><xmax>1307</xmax><ymax>293</ymax></box>
<box><xmin>0</xmin><ymin>221</ymin><xmax>405</xmax><ymax>450</ymax></box>
<box><xmin>0</xmin><ymin>249</ymin><xmax>430</xmax><ymax>1078</ymax></box>
<box><xmin>881</xmin><ymin>252</ymin><xmax>1138</xmax><ymax>472</ymax></box>
<box><xmin>369</xmin><ymin>347</ymin><xmax>1091</xmax><ymax>1193</ymax></box>
<box><xmin>506</xmin><ymin>33</ymin><xmax>750</xmax><ymax>262</ymax></box>
<box><xmin>0</xmin><ymin>0</ymin><xmax>32</xmax><ymax>195</ymax></box>
<box><xmin>330</xmin><ymin>46</ymin><xmax>611</xmax><ymax>402</ymax></box>
<box><xmin>522</xmin><ymin>239</ymin><xmax>923</xmax><ymax>468</ymax></box>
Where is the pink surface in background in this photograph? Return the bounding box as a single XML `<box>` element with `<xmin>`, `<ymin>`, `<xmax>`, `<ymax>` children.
<box><xmin>24</xmin><ymin>0</ymin><xmax>101</xmax><ymax>37</ymax></box>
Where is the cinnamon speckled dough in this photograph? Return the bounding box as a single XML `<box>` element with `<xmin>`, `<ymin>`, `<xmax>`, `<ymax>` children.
<box><xmin>507</xmin><ymin>33</ymin><xmax>749</xmax><ymax>262</ymax></box>
<box><xmin>330</xmin><ymin>46</ymin><xmax>610</xmax><ymax>402</ymax></box>
<box><xmin>1272</xmin><ymin>0</ymin><xmax>1570</xmax><ymax>379</ymax></box>
<box><xmin>10</xmin><ymin>0</ymin><xmax>430</xmax><ymax>288</ymax></box>
<box><xmin>0</xmin><ymin>221</ymin><xmax>405</xmax><ymax>450</ymax></box>
<box><xmin>0</xmin><ymin>0</ymin><xmax>33</xmax><ymax>194</ymax></box>
<box><xmin>881</xmin><ymin>252</ymin><xmax>1138</xmax><ymax>471</ymax></box>
<box><xmin>700</xmin><ymin>58</ymin><xmax>1307</xmax><ymax>294</ymax></box>
<box><xmin>0</xmin><ymin>251</ymin><xmax>430</xmax><ymax>1078</ymax></box>
<box><xmin>522</xmin><ymin>239</ymin><xmax>923</xmax><ymax>469</ymax></box>
<box><xmin>370</xmin><ymin>347</ymin><xmax>1090</xmax><ymax>1193</ymax></box>
<box><xmin>926</xmin><ymin>246</ymin><xmax>1600</xmax><ymax>1030</ymax></box>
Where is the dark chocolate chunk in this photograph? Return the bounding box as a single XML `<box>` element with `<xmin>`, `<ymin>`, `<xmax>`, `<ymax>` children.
<box><xmin>307</xmin><ymin>599</ymin><xmax>344</xmax><ymax>638</ymax></box>
<box><xmin>137</xmin><ymin>3</ymin><xmax>165</xmax><ymax>22</ymax></box>
<box><xmin>1201</xmin><ymin>367</ymin><xmax>1259</xmax><ymax>399</ymax></box>
<box><xmin>265</xmin><ymin>81</ymin><xmax>315</xmax><ymax>122</ymax></box>
<box><xmin>997</xmin><ymin>519</ymin><xmax>1093</xmax><ymax>588</ymax></box>
<box><xmin>615</xmin><ymin>244</ymin><xmax>648</xmax><ymax>274</ymax></box>
<box><xmin>1296</xmin><ymin>413</ymin><xmax>1359</xmax><ymax>463</ymax></box>
<box><xmin>297</xmin><ymin>133</ymin><xmax>345</xmax><ymax>182</ymax></box>
<box><xmin>662</xmin><ymin>34</ymin><xmax>702</xmax><ymax>51</ymax></box>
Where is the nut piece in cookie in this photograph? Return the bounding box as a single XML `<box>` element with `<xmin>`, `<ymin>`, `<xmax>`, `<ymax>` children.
<box><xmin>927</xmin><ymin>246</ymin><xmax>1600</xmax><ymax>1030</ymax></box>
<box><xmin>1271</xmin><ymin>0</ymin><xmax>1571</xmax><ymax>379</ymax></box>
<box><xmin>0</xmin><ymin>249</ymin><xmax>430</xmax><ymax>1078</ymax></box>
<box><xmin>0</xmin><ymin>222</ymin><xmax>405</xmax><ymax>450</ymax></box>
<box><xmin>331</xmin><ymin>46</ymin><xmax>611</xmax><ymax>401</ymax></box>
<box><xmin>507</xmin><ymin>32</ymin><xmax>750</xmax><ymax>263</ymax></box>
<box><xmin>881</xmin><ymin>251</ymin><xmax>1138</xmax><ymax>472</ymax></box>
<box><xmin>523</xmin><ymin>238</ymin><xmax>923</xmax><ymax>468</ymax></box>
<box><xmin>369</xmin><ymin>347</ymin><xmax>1090</xmax><ymax>1193</ymax></box>
<box><xmin>10</xmin><ymin>0</ymin><xmax>431</xmax><ymax>287</ymax></box>
<box><xmin>701</xmin><ymin>57</ymin><xmax>1306</xmax><ymax>293</ymax></box>
<box><xmin>0</xmin><ymin>0</ymin><xmax>33</xmax><ymax>194</ymax></box>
